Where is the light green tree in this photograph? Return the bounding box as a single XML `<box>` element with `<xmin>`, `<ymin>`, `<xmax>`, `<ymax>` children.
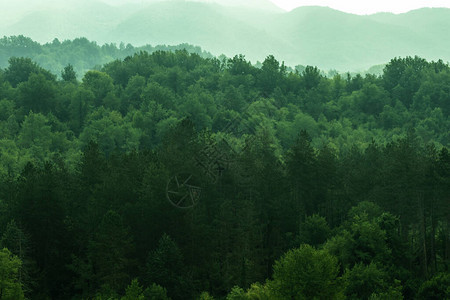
<box><xmin>271</xmin><ymin>244</ymin><xmax>342</xmax><ymax>299</ymax></box>
<box><xmin>245</xmin><ymin>282</ymin><xmax>274</xmax><ymax>300</ymax></box>
<box><xmin>226</xmin><ymin>286</ymin><xmax>246</xmax><ymax>300</ymax></box>
<box><xmin>198</xmin><ymin>291</ymin><xmax>215</xmax><ymax>300</ymax></box>
<box><xmin>143</xmin><ymin>283</ymin><xmax>171</xmax><ymax>300</ymax></box>
<box><xmin>121</xmin><ymin>279</ymin><xmax>144</xmax><ymax>300</ymax></box>
<box><xmin>0</xmin><ymin>248</ymin><xmax>25</xmax><ymax>300</ymax></box>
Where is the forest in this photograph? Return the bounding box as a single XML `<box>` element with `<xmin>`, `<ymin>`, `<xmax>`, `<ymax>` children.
<box><xmin>0</xmin><ymin>41</ymin><xmax>449</xmax><ymax>299</ymax></box>
<box><xmin>0</xmin><ymin>35</ymin><xmax>213</xmax><ymax>78</ymax></box>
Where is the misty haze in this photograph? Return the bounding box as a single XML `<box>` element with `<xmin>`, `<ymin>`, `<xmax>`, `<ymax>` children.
<box><xmin>2</xmin><ymin>0</ymin><xmax>450</xmax><ymax>71</ymax></box>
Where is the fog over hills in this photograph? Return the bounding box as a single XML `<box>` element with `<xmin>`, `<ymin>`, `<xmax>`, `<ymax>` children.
<box><xmin>106</xmin><ymin>1</ymin><xmax>291</xmax><ymax>60</ymax></box>
<box><xmin>2</xmin><ymin>0</ymin><xmax>450</xmax><ymax>71</ymax></box>
<box><xmin>99</xmin><ymin>0</ymin><xmax>284</xmax><ymax>12</ymax></box>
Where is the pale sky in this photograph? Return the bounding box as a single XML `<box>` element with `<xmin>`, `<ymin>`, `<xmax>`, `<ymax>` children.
<box><xmin>270</xmin><ymin>0</ymin><xmax>450</xmax><ymax>14</ymax></box>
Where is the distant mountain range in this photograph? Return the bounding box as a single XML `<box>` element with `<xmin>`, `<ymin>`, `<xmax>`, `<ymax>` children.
<box><xmin>2</xmin><ymin>0</ymin><xmax>450</xmax><ymax>71</ymax></box>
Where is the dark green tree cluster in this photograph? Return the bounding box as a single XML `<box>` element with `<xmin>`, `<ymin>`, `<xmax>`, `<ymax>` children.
<box><xmin>0</xmin><ymin>49</ymin><xmax>448</xmax><ymax>299</ymax></box>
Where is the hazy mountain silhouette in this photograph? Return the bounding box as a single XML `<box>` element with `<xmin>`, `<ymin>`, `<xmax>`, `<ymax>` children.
<box><xmin>106</xmin><ymin>2</ymin><xmax>291</xmax><ymax>59</ymax></box>
<box><xmin>99</xmin><ymin>0</ymin><xmax>283</xmax><ymax>12</ymax></box>
<box><xmin>265</xmin><ymin>6</ymin><xmax>435</xmax><ymax>70</ymax></box>
<box><xmin>2</xmin><ymin>1</ymin><xmax>450</xmax><ymax>71</ymax></box>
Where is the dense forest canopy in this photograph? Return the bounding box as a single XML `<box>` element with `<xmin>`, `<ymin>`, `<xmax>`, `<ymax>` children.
<box><xmin>0</xmin><ymin>41</ymin><xmax>449</xmax><ymax>299</ymax></box>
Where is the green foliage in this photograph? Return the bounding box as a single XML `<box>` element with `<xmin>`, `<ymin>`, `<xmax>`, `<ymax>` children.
<box><xmin>382</xmin><ymin>56</ymin><xmax>428</xmax><ymax>107</ymax></box>
<box><xmin>17</xmin><ymin>112</ymin><xmax>52</xmax><ymax>159</ymax></box>
<box><xmin>61</xmin><ymin>64</ymin><xmax>77</xmax><ymax>83</ymax></box>
<box><xmin>4</xmin><ymin>57</ymin><xmax>55</xmax><ymax>87</ymax></box>
<box><xmin>285</xmin><ymin>130</ymin><xmax>317</xmax><ymax>217</ymax></box>
<box><xmin>417</xmin><ymin>273</ymin><xmax>450</xmax><ymax>300</ymax></box>
<box><xmin>145</xmin><ymin>234</ymin><xmax>187</xmax><ymax>300</ymax></box>
<box><xmin>0</xmin><ymin>248</ymin><xmax>25</xmax><ymax>300</ymax></box>
<box><xmin>123</xmin><ymin>75</ymin><xmax>146</xmax><ymax>111</ymax></box>
<box><xmin>18</xmin><ymin>72</ymin><xmax>56</xmax><ymax>114</ymax></box>
<box><xmin>0</xmin><ymin>99</ymin><xmax>15</xmax><ymax>121</ymax></box>
<box><xmin>143</xmin><ymin>283</ymin><xmax>170</xmax><ymax>300</ymax></box>
<box><xmin>302</xmin><ymin>65</ymin><xmax>322</xmax><ymax>90</ymax></box>
<box><xmin>89</xmin><ymin>210</ymin><xmax>134</xmax><ymax>294</ymax></box>
<box><xmin>0</xmin><ymin>139</ymin><xmax>20</xmax><ymax>176</ymax></box>
<box><xmin>0</xmin><ymin>45</ymin><xmax>448</xmax><ymax>299</ymax></box>
<box><xmin>198</xmin><ymin>291</ymin><xmax>215</xmax><ymax>300</ymax></box>
<box><xmin>82</xmin><ymin>71</ymin><xmax>114</xmax><ymax>106</ymax></box>
<box><xmin>0</xmin><ymin>36</ymin><xmax>213</xmax><ymax>80</ymax></box>
<box><xmin>11</xmin><ymin>162</ymin><xmax>71</xmax><ymax>297</ymax></box>
<box><xmin>271</xmin><ymin>244</ymin><xmax>342</xmax><ymax>299</ymax></box>
<box><xmin>226</xmin><ymin>283</ymin><xmax>275</xmax><ymax>300</ymax></box>
<box><xmin>325</xmin><ymin>207</ymin><xmax>392</xmax><ymax>267</ymax></box>
<box><xmin>0</xmin><ymin>220</ymin><xmax>34</xmax><ymax>296</ymax></box>
<box><xmin>245</xmin><ymin>283</ymin><xmax>274</xmax><ymax>300</ymax></box>
<box><xmin>79</xmin><ymin>109</ymin><xmax>141</xmax><ymax>154</ymax></box>
<box><xmin>348</xmin><ymin>201</ymin><xmax>383</xmax><ymax>221</ymax></box>
<box><xmin>121</xmin><ymin>279</ymin><xmax>144</xmax><ymax>300</ymax></box>
<box><xmin>68</xmin><ymin>87</ymin><xmax>92</xmax><ymax>134</ymax></box>
<box><xmin>343</xmin><ymin>262</ymin><xmax>393</xmax><ymax>299</ymax></box>
<box><xmin>297</xmin><ymin>214</ymin><xmax>331</xmax><ymax>246</ymax></box>
<box><xmin>257</xmin><ymin>55</ymin><xmax>285</xmax><ymax>95</ymax></box>
<box><xmin>368</xmin><ymin>282</ymin><xmax>403</xmax><ymax>300</ymax></box>
<box><xmin>226</xmin><ymin>286</ymin><xmax>246</xmax><ymax>300</ymax></box>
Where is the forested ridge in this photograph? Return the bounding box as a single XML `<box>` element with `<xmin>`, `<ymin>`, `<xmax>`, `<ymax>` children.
<box><xmin>0</xmin><ymin>46</ymin><xmax>449</xmax><ymax>299</ymax></box>
<box><xmin>0</xmin><ymin>35</ymin><xmax>213</xmax><ymax>79</ymax></box>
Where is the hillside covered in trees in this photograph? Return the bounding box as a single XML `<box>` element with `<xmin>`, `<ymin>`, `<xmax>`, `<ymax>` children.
<box><xmin>0</xmin><ymin>48</ymin><xmax>449</xmax><ymax>299</ymax></box>
<box><xmin>0</xmin><ymin>35</ymin><xmax>213</xmax><ymax>79</ymax></box>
